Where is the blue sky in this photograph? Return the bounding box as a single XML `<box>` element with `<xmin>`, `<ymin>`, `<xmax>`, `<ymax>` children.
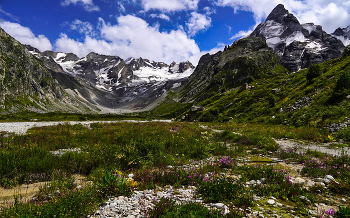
<box><xmin>0</xmin><ymin>0</ymin><xmax>349</xmax><ymax>65</ymax></box>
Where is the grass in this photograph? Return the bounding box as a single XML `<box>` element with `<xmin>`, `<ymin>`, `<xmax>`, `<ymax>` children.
<box><xmin>1</xmin><ymin>121</ymin><xmax>350</xmax><ymax>217</ymax></box>
<box><xmin>162</xmin><ymin>54</ymin><xmax>350</xmax><ymax>128</ymax></box>
<box><xmin>0</xmin><ymin>112</ymin><xmax>147</xmax><ymax>122</ymax></box>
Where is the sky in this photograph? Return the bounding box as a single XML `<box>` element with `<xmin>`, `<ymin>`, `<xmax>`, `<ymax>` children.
<box><xmin>0</xmin><ymin>0</ymin><xmax>349</xmax><ymax>65</ymax></box>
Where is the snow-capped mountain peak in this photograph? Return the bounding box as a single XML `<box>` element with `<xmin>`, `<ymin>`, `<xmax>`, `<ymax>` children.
<box><xmin>332</xmin><ymin>26</ymin><xmax>350</xmax><ymax>46</ymax></box>
<box><xmin>25</xmin><ymin>45</ymin><xmax>195</xmax><ymax>110</ymax></box>
<box><xmin>250</xmin><ymin>4</ymin><xmax>344</xmax><ymax>72</ymax></box>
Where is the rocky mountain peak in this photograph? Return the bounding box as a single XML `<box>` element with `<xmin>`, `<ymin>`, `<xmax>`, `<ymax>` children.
<box><xmin>250</xmin><ymin>4</ymin><xmax>344</xmax><ymax>72</ymax></box>
<box><xmin>332</xmin><ymin>26</ymin><xmax>350</xmax><ymax>46</ymax></box>
<box><xmin>169</xmin><ymin>61</ymin><xmax>195</xmax><ymax>74</ymax></box>
<box><xmin>265</xmin><ymin>4</ymin><xmax>299</xmax><ymax>25</ymax></box>
<box><xmin>179</xmin><ymin>36</ymin><xmax>286</xmax><ymax>103</ymax></box>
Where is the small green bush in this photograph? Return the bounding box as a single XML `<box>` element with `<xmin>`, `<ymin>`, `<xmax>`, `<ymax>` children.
<box><xmin>197</xmin><ymin>178</ymin><xmax>255</xmax><ymax>207</ymax></box>
<box><xmin>335</xmin><ymin>206</ymin><xmax>350</xmax><ymax>218</ymax></box>
<box><xmin>306</xmin><ymin>64</ymin><xmax>322</xmax><ymax>83</ymax></box>
<box><xmin>94</xmin><ymin>170</ymin><xmax>132</xmax><ymax>198</ymax></box>
<box><xmin>268</xmin><ymin>94</ymin><xmax>276</xmax><ymax>108</ymax></box>
<box><xmin>343</xmin><ymin>45</ymin><xmax>350</xmax><ymax>57</ymax></box>
<box><xmin>147</xmin><ymin>198</ymin><xmax>223</xmax><ymax>218</ymax></box>
<box><xmin>335</xmin><ymin>70</ymin><xmax>350</xmax><ymax>92</ymax></box>
<box><xmin>336</xmin><ymin>127</ymin><xmax>350</xmax><ymax>141</ymax></box>
<box><xmin>219</xmin><ymin>130</ymin><xmax>242</xmax><ymax>143</ymax></box>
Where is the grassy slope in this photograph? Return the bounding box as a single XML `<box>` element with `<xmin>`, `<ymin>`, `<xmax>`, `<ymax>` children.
<box><xmin>153</xmin><ymin>54</ymin><xmax>350</xmax><ymax>127</ymax></box>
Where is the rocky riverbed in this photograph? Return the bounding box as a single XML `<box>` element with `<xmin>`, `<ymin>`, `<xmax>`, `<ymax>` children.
<box><xmin>0</xmin><ymin>120</ymin><xmax>171</xmax><ymax>135</ymax></box>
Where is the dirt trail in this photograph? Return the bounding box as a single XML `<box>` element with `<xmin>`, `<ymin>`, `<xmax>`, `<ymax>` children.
<box><xmin>0</xmin><ymin>175</ymin><xmax>86</xmax><ymax>209</ymax></box>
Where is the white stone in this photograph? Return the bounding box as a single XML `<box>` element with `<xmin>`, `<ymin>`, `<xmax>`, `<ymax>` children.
<box><xmin>268</xmin><ymin>199</ymin><xmax>275</xmax><ymax>205</ymax></box>
<box><xmin>293</xmin><ymin>177</ymin><xmax>305</xmax><ymax>184</ymax></box>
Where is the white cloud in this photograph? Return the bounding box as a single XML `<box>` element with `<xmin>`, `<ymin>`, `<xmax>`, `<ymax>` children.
<box><xmin>55</xmin><ymin>16</ymin><xmax>201</xmax><ymax>64</ymax></box>
<box><xmin>203</xmin><ymin>6</ymin><xmax>216</xmax><ymax>15</ymax></box>
<box><xmin>150</xmin><ymin>13</ymin><xmax>171</xmax><ymax>21</ymax></box>
<box><xmin>61</xmin><ymin>0</ymin><xmax>100</xmax><ymax>12</ymax></box>
<box><xmin>0</xmin><ymin>6</ymin><xmax>19</xmax><ymax>22</ymax></box>
<box><xmin>118</xmin><ymin>2</ymin><xmax>126</xmax><ymax>13</ymax></box>
<box><xmin>70</xmin><ymin>19</ymin><xmax>95</xmax><ymax>36</ymax></box>
<box><xmin>186</xmin><ymin>12</ymin><xmax>212</xmax><ymax>36</ymax></box>
<box><xmin>0</xmin><ymin>21</ymin><xmax>52</xmax><ymax>51</ymax></box>
<box><xmin>141</xmin><ymin>0</ymin><xmax>199</xmax><ymax>12</ymax></box>
<box><xmin>214</xmin><ymin>0</ymin><xmax>350</xmax><ymax>33</ymax></box>
<box><xmin>230</xmin><ymin>29</ymin><xmax>253</xmax><ymax>40</ymax></box>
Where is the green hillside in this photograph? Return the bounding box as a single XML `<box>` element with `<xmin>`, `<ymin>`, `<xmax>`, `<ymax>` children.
<box><xmin>150</xmin><ymin>47</ymin><xmax>350</xmax><ymax>128</ymax></box>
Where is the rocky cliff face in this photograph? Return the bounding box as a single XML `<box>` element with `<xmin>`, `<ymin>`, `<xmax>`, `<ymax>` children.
<box><xmin>250</xmin><ymin>4</ymin><xmax>345</xmax><ymax>72</ymax></box>
<box><xmin>332</xmin><ymin>26</ymin><xmax>350</xmax><ymax>46</ymax></box>
<box><xmin>0</xmin><ymin>28</ymin><xmax>100</xmax><ymax>113</ymax></box>
<box><xmin>179</xmin><ymin>36</ymin><xmax>287</xmax><ymax>103</ymax></box>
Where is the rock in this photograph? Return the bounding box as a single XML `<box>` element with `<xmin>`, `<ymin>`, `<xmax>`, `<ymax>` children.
<box><xmin>300</xmin><ymin>196</ymin><xmax>311</xmax><ymax>203</ymax></box>
<box><xmin>304</xmin><ymin>180</ymin><xmax>315</xmax><ymax>187</ymax></box>
<box><xmin>250</xmin><ymin>4</ymin><xmax>344</xmax><ymax>72</ymax></box>
<box><xmin>293</xmin><ymin>177</ymin><xmax>306</xmax><ymax>184</ymax></box>
<box><xmin>190</xmin><ymin>105</ymin><xmax>204</xmax><ymax>112</ymax></box>
<box><xmin>315</xmin><ymin>182</ymin><xmax>326</xmax><ymax>187</ymax></box>
<box><xmin>324</xmin><ymin>175</ymin><xmax>339</xmax><ymax>184</ymax></box>
<box><xmin>268</xmin><ymin>199</ymin><xmax>275</xmax><ymax>205</ymax></box>
<box><xmin>212</xmin><ymin>203</ymin><xmax>226</xmax><ymax>209</ymax></box>
<box><xmin>54</xmin><ymin>190</ymin><xmax>60</xmax><ymax>196</ymax></box>
<box><xmin>309</xmin><ymin>210</ymin><xmax>318</xmax><ymax>216</ymax></box>
<box><xmin>271</xmin><ymin>88</ymin><xmax>280</xmax><ymax>94</ymax></box>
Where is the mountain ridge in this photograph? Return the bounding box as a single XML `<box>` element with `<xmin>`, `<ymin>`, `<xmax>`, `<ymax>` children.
<box><xmin>250</xmin><ymin>4</ymin><xmax>345</xmax><ymax>72</ymax></box>
<box><xmin>25</xmin><ymin>45</ymin><xmax>195</xmax><ymax>111</ymax></box>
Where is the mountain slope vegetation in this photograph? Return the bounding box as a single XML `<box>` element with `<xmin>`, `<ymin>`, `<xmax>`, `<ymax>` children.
<box><xmin>169</xmin><ymin>47</ymin><xmax>350</xmax><ymax>127</ymax></box>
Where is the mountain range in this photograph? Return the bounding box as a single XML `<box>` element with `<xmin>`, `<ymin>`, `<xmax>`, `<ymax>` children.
<box><xmin>0</xmin><ymin>4</ymin><xmax>349</xmax><ymax>114</ymax></box>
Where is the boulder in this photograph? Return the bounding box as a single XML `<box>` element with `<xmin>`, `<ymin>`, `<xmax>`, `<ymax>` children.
<box><xmin>293</xmin><ymin>177</ymin><xmax>305</xmax><ymax>184</ymax></box>
<box><xmin>191</xmin><ymin>105</ymin><xmax>204</xmax><ymax>112</ymax></box>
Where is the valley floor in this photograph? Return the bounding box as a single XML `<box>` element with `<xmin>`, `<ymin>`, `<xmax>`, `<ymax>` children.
<box><xmin>0</xmin><ymin>122</ymin><xmax>349</xmax><ymax>218</ymax></box>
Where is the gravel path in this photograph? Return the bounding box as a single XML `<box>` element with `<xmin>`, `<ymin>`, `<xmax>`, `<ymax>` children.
<box><xmin>0</xmin><ymin>120</ymin><xmax>172</xmax><ymax>135</ymax></box>
<box><xmin>276</xmin><ymin>139</ymin><xmax>350</xmax><ymax>156</ymax></box>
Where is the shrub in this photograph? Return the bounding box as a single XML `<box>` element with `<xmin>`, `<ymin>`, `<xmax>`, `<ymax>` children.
<box><xmin>197</xmin><ymin>178</ymin><xmax>255</xmax><ymax>207</ymax></box>
<box><xmin>334</xmin><ymin>70</ymin><xmax>350</xmax><ymax>92</ymax></box>
<box><xmin>336</xmin><ymin>127</ymin><xmax>350</xmax><ymax>141</ymax></box>
<box><xmin>343</xmin><ymin>45</ymin><xmax>350</xmax><ymax>57</ymax></box>
<box><xmin>218</xmin><ymin>130</ymin><xmax>242</xmax><ymax>143</ymax></box>
<box><xmin>95</xmin><ymin>170</ymin><xmax>132</xmax><ymax>198</ymax></box>
<box><xmin>147</xmin><ymin>198</ymin><xmax>223</xmax><ymax>218</ymax></box>
<box><xmin>268</xmin><ymin>94</ymin><xmax>276</xmax><ymax>108</ymax></box>
<box><xmin>306</xmin><ymin>64</ymin><xmax>321</xmax><ymax>83</ymax></box>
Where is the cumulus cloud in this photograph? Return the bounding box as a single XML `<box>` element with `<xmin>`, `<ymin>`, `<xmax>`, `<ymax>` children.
<box><xmin>150</xmin><ymin>13</ymin><xmax>171</xmax><ymax>21</ymax></box>
<box><xmin>203</xmin><ymin>6</ymin><xmax>216</xmax><ymax>15</ymax></box>
<box><xmin>61</xmin><ymin>0</ymin><xmax>100</xmax><ymax>12</ymax></box>
<box><xmin>186</xmin><ymin>12</ymin><xmax>212</xmax><ymax>36</ymax></box>
<box><xmin>215</xmin><ymin>0</ymin><xmax>350</xmax><ymax>33</ymax></box>
<box><xmin>0</xmin><ymin>21</ymin><xmax>52</xmax><ymax>51</ymax></box>
<box><xmin>55</xmin><ymin>16</ymin><xmax>201</xmax><ymax>64</ymax></box>
<box><xmin>141</xmin><ymin>0</ymin><xmax>199</xmax><ymax>12</ymax></box>
<box><xmin>70</xmin><ymin>19</ymin><xmax>95</xmax><ymax>36</ymax></box>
